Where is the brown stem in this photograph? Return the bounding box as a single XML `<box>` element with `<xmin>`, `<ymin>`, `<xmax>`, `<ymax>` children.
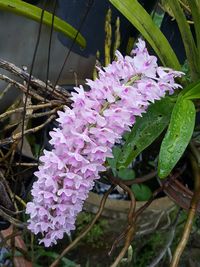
<box><xmin>108</xmin><ymin>228</ymin><xmax>128</xmax><ymax>256</ymax></box>
<box><xmin>0</xmin><ymin>58</ymin><xmax>70</xmax><ymax>101</ymax></box>
<box><xmin>0</xmin><ymin>208</ymin><xmax>26</xmax><ymax>228</ymax></box>
<box><xmin>136</xmin><ymin>190</ymin><xmax>162</xmax><ymax>219</ymax></box>
<box><xmin>9</xmin><ymin>163</ymin><xmax>38</xmax><ymax>167</ymax></box>
<box><xmin>0</xmin><ymin>74</ymin><xmax>46</xmax><ymax>102</ymax></box>
<box><xmin>108</xmin><ymin>176</ymin><xmax>136</xmax><ymax>266</ymax></box>
<box><xmin>108</xmin><ymin>175</ymin><xmax>136</xmax><ymax>224</ymax></box>
<box><xmin>0</xmin><ymin>115</ymin><xmax>56</xmax><ymax>145</ymax></box>
<box><xmin>1</xmin><ymin>108</ymin><xmax>61</xmax><ymax>133</ymax></box>
<box><xmin>0</xmin><ymin>101</ymin><xmax>61</xmax><ymax>121</ymax></box>
<box><xmin>0</xmin><ymin>149</ymin><xmax>13</xmax><ymax>163</ymax></box>
<box><xmin>148</xmin><ymin>209</ymin><xmax>181</xmax><ymax>267</ymax></box>
<box><xmin>170</xmin><ymin>156</ymin><xmax>200</xmax><ymax>267</ymax></box>
<box><xmin>110</xmin><ymin>225</ymin><xmax>135</xmax><ymax>267</ymax></box>
<box><xmin>122</xmin><ymin>170</ymin><xmax>157</xmax><ymax>186</ymax></box>
<box><xmin>50</xmin><ymin>185</ymin><xmax>115</xmax><ymax>267</ymax></box>
<box><xmin>0</xmin><ymin>231</ymin><xmax>22</xmax><ymax>248</ymax></box>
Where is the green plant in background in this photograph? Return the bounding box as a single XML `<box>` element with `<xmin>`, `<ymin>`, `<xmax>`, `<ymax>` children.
<box><xmin>93</xmin><ymin>7</ymin><xmax>121</xmax><ymax>79</ymax></box>
<box><xmin>108</xmin><ymin>0</ymin><xmax>200</xmax><ymax>179</ymax></box>
<box><xmin>23</xmin><ymin>234</ymin><xmax>79</xmax><ymax>266</ymax></box>
<box><xmin>107</xmin><ymin>146</ymin><xmax>152</xmax><ymax>201</ymax></box>
<box><xmin>106</xmin><ymin>0</ymin><xmax>200</xmax><ymax>265</ymax></box>
<box><xmin>132</xmin><ymin>231</ymin><xmax>165</xmax><ymax>267</ymax></box>
<box><xmin>110</xmin><ymin>0</ymin><xmax>181</xmax><ymax>70</ymax></box>
<box><xmin>75</xmin><ymin>212</ymin><xmax>108</xmax><ymax>248</ymax></box>
<box><xmin>0</xmin><ymin>0</ymin><xmax>86</xmax><ymax>48</ymax></box>
<box><xmin>3</xmin><ymin>1</ymin><xmax>200</xmax><ymax>266</ymax></box>
<box><xmin>33</xmin><ymin>248</ymin><xmax>79</xmax><ymax>267</ymax></box>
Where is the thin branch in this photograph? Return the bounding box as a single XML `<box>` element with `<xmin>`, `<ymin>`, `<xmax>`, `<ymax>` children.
<box><xmin>0</xmin><ymin>143</ymin><xmax>17</xmax><ymax>163</ymax></box>
<box><xmin>121</xmin><ymin>170</ymin><xmax>157</xmax><ymax>186</ymax></box>
<box><xmin>0</xmin><ymin>208</ymin><xmax>26</xmax><ymax>228</ymax></box>
<box><xmin>135</xmin><ymin>186</ymin><xmax>164</xmax><ymax>219</ymax></box>
<box><xmin>0</xmin><ymin>83</ymin><xmax>12</xmax><ymax>101</ymax></box>
<box><xmin>26</xmin><ymin>107</ymin><xmax>61</xmax><ymax>119</ymax></box>
<box><xmin>147</xmin><ymin>209</ymin><xmax>181</xmax><ymax>267</ymax></box>
<box><xmin>108</xmin><ymin>176</ymin><xmax>136</xmax><ymax>267</ymax></box>
<box><xmin>110</xmin><ymin>225</ymin><xmax>135</xmax><ymax>267</ymax></box>
<box><xmin>0</xmin><ymin>205</ymin><xmax>24</xmax><ymax>215</ymax></box>
<box><xmin>0</xmin><ymin>231</ymin><xmax>22</xmax><ymax>248</ymax></box>
<box><xmin>108</xmin><ymin>228</ymin><xmax>129</xmax><ymax>256</ymax></box>
<box><xmin>0</xmin><ymin>115</ymin><xmax>56</xmax><ymax>145</ymax></box>
<box><xmin>0</xmin><ymin>58</ymin><xmax>70</xmax><ymax>101</ymax></box>
<box><xmin>135</xmin><ymin>171</ymin><xmax>181</xmax><ymax>219</ymax></box>
<box><xmin>136</xmin><ymin>211</ymin><xmax>165</xmax><ymax>237</ymax></box>
<box><xmin>50</xmin><ymin>185</ymin><xmax>115</xmax><ymax>267</ymax></box>
<box><xmin>1</xmin><ymin>107</ymin><xmax>60</xmax><ymax>132</ymax></box>
<box><xmin>10</xmin><ymin>163</ymin><xmax>38</xmax><ymax>167</ymax></box>
<box><xmin>0</xmin><ymin>102</ymin><xmax>61</xmax><ymax>121</ymax></box>
<box><xmin>170</xmin><ymin>156</ymin><xmax>200</xmax><ymax>267</ymax></box>
<box><xmin>0</xmin><ymin>74</ymin><xmax>46</xmax><ymax>102</ymax></box>
<box><xmin>0</xmin><ymin>170</ymin><xmax>17</xmax><ymax>210</ymax></box>
<box><xmin>108</xmin><ymin>175</ymin><xmax>136</xmax><ymax>223</ymax></box>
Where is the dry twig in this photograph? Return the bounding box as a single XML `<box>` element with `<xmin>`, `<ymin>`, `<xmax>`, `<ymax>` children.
<box><xmin>122</xmin><ymin>170</ymin><xmax>157</xmax><ymax>186</ymax></box>
<box><xmin>0</xmin><ymin>74</ymin><xmax>46</xmax><ymax>102</ymax></box>
<box><xmin>170</xmin><ymin>156</ymin><xmax>200</xmax><ymax>267</ymax></box>
<box><xmin>0</xmin><ymin>58</ymin><xmax>70</xmax><ymax>101</ymax></box>
<box><xmin>0</xmin><ymin>208</ymin><xmax>26</xmax><ymax>228</ymax></box>
<box><xmin>108</xmin><ymin>176</ymin><xmax>136</xmax><ymax>267</ymax></box>
<box><xmin>0</xmin><ymin>115</ymin><xmax>56</xmax><ymax>145</ymax></box>
<box><xmin>147</xmin><ymin>209</ymin><xmax>181</xmax><ymax>267</ymax></box>
<box><xmin>0</xmin><ymin>102</ymin><xmax>61</xmax><ymax>121</ymax></box>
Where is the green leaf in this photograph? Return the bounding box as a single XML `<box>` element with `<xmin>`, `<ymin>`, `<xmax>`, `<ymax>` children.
<box><xmin>117</xmin><ymin>98</ymin><xmax>175</xmax><ymax>169</ymax></box>
<box><xmin>107</xmin><ymin>146</ymin><xmax>122</xmax><ymax>175</ymax></box>
<box><xmin>109</xmin><ymin>0</ymin><xmax>181</xmax><ymax>70</ymax></box>
<box><xmin>187</xmin><ymin>1</ymin><xmax>200</xmax><ymax>59</ymax></box>
<box><xmin>131</xmin><ymin>184</ymin><xmax>152</xmax><ymax>201</ymax></box>
<box><xmin>180</xmin><ymin>80</ymin><xmax>200</xmax><ymax>100</ymax></box>
<box><xmin>35</xmin><ymin>250</ymin><xmax>77</xmax><ymax>267</ymax></box>
<box><xmin>61</xmin><ymin>257</ymin><xmax>78</xmax><ymax>267</ymax></box>
<box><xmin>118</xmin><ymin>168</ymin><xmax>135</xmax><ymax>180</ymax></box>
<box><xmin>166</xmin><ymin>0</ymin><xmax>199</xmax><ymax>81</ymax></box>
<box><xmin>158</xmin><ymin>98</ymin><xmax>195</xmax><ymax>178</ymax></box>
<box><xmin>0</xmin><ymin>0</ymin><xmax>86</xmax><ymax>48</ymax></box>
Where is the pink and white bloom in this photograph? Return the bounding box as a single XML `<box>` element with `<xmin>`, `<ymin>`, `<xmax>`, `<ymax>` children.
<box><xmin>26</xmin><ymin>39</ymin><xmax>183</xmax><ymax>247</ymax></box>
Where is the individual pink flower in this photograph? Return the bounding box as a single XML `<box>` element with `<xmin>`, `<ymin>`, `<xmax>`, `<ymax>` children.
<box><xmin>26</xmin><ymin>39</ymin><xmax>184</xmax><ymax>247</ymax></box>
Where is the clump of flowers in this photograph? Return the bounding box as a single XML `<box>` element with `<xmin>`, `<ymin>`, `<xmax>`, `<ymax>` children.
<box><xmin>26</xmin><ymin>39</ymin><xmax>183</xmax><ymax>247</ymax></box>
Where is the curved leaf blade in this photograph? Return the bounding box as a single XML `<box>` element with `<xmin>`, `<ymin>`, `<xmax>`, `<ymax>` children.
<box><xmin>117</xmin><ymin>98</ymin><xmax>174</xmax><ymax>169</ymax></box>
<box><xmin>166</xmin><ymin>0</ymin><xmax>199</xmax><ymax>81</ymax></box>
<box><xmin>0</xmin><ymin>0</ymin><xmax>86</xmax><ymax>48</ymax></box>
<box><xmin>188</xmin><ymin>0</ymin><xmax>200</xmax><ymax>55</ymax></box>
<box><xmin>158</xmin><ymin>98</ymin><xmax>195</xmax><ymax>178</ymax></box>
<box><xmin>180</xmin><ymin>80</ymin><xmax>200</xmax><ymax>100</ymax></box>
<box><xmin>109</xmin><ymin>0</ymin><xmax>181</xmax><ymax>70</ymax></box>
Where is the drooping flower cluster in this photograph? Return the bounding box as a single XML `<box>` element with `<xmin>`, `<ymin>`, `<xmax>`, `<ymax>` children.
<box><xmin>26</xmin><ymin>39</ymin><xmax>183</xmax><ymax>247</ymax></box>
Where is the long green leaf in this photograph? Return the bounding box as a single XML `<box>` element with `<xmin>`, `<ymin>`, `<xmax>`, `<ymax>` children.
<box><xmin>180</xmin><ymin>80</ymin><xmax>200</xmax><ymax>100</ymax></box>
<box><xmin>166</xmin><ymin>0</ymin><xmax>199</xmax><ymax>81</ymax></box>
<box><xmin>117</xmin><ymin>98</ymin><xmax>174</xmax><ymax>169</ymax></box>
<box><xmin>109</xmin><ymin>0</ymin><xmax>181</xmax><ymax>70</ymax></box>
<box><xmin>0</xmin><ymin>0</ymin><xmax>86</xmax><ymax>48</ymax></box>
<box><xmin>188</xmin><ymin>1</ymin><xmax>200</xmax><ymax>58</ymax></box>
<box><xmin>158</xmin><ymin>98</ymin><xmax>195</xmax><ymax>178</ymax></box>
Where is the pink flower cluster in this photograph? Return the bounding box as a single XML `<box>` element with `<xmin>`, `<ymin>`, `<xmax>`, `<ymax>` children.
<box><xmin>26</xmin><ymin>39</ymin><xmax>183</xmax><ymax>247</ymax></box>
